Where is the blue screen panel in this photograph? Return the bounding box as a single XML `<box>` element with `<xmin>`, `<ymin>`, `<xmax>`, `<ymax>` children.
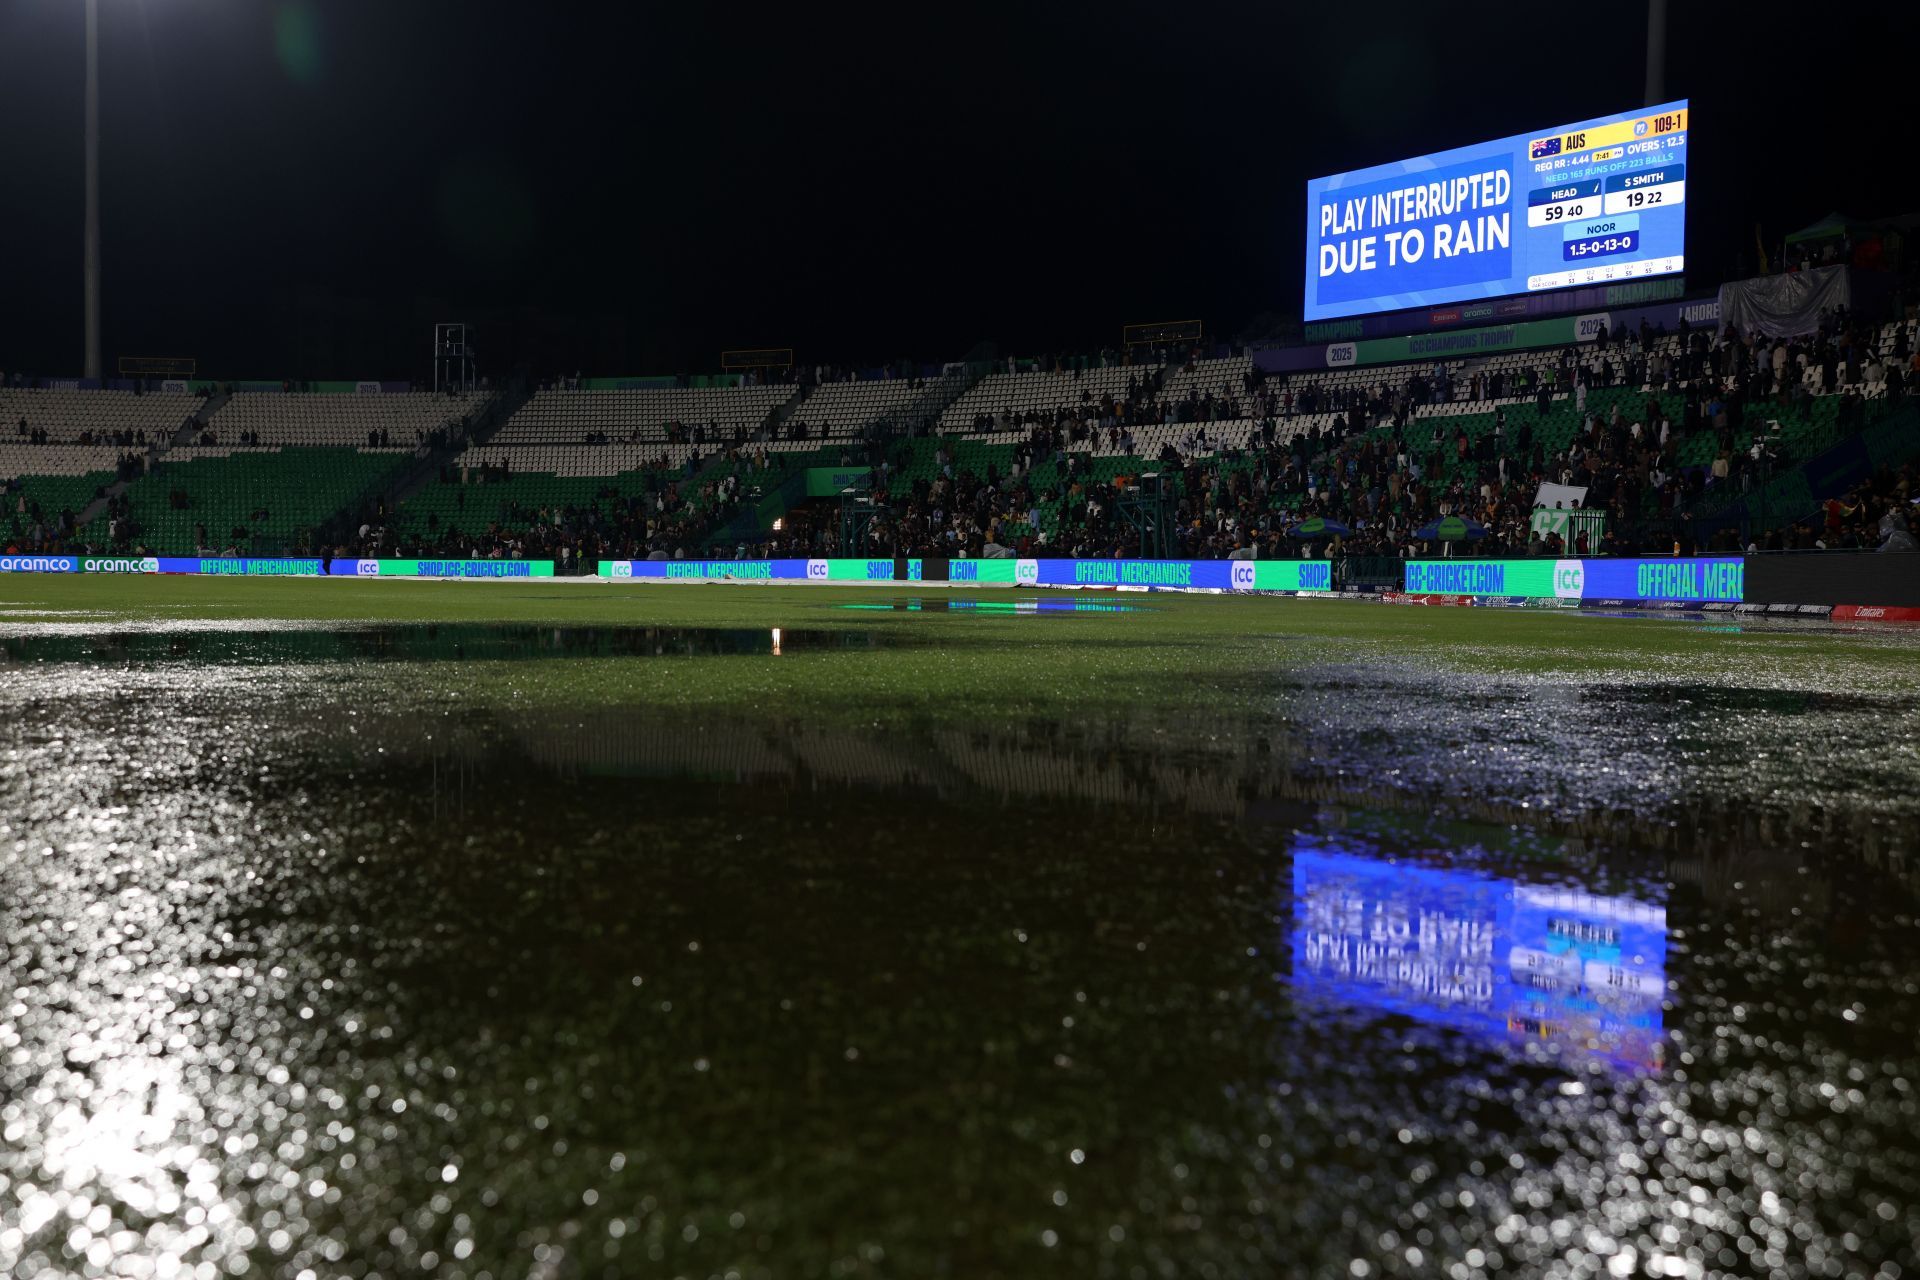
<box><xmin>1305</xmin><ymin>101</ymin><xmax>1689</xmax><ymax>320</ymax></box>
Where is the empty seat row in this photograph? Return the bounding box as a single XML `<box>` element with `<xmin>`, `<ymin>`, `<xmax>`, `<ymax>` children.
<box><xmin>209</xmin><ymin>391</ymin><xmax>489</xmax><ymax>447</ymax></box>
<box><xmin>494</xmin><ymin>387</ymin><xmax>797</xmax><ymax>444</ymax></box>
<box><xmin>1</xmin><ymin>389</ymin><xmax>197</xmax><ymax>451</ymax></box>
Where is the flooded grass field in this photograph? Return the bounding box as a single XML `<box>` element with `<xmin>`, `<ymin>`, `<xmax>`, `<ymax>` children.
<box><xmin>3</xmin><ymin>579</ymin><xmax>1918</xmax><ymax>1278</ymax></box>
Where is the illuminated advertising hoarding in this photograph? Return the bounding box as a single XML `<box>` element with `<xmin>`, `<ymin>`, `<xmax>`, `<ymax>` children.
<box><xmin>596</xmin><ymin>559</ymin><xmax>1334</xmax><ymax>591</ymax></box>
<box><xmin>327</xmin><ymin>559</ymin><xmax>556</xmax><ymax>578</ymax></box>
<box><xmin>162</xmin><ymin>558</ymin><xmax>324</xmax><ymax>576</ymax></box>
<box><xmin>0</xmin><ymin>556</ymin><xmax>312</xmax><ymax>575</ymax></box>
<box><xmin>0</xmin><ymin>556</ymin><xmax>83</xmax><ymax>573</ymax></box>
<box><xmin>1404</xmin><ymin>558</ymin><xmax>1742</xmax><ymax>603</ymax></box>
<box><xmin>81</xmin><ymin>557</ymin><xmax>162</xmax><ymax>573</ymax></box>
<box><xmin>594</xmin><ymin>559</ymin><xmax>877</xmax><ymax>582</ymax></box>
<box><xmin>1305</xmin><ymin>100</ymin><xmax>1689</xmax><ymax>320</ymax></box>
<box><xmin>1293</xmin><ymin>847</ymin><xmax>1667</xmax><ymax>1070</ymax></box>
<box><xmin>0</xmin><ymin>557</ymin><xmax>550</xmax><ymax>577</ymax></box>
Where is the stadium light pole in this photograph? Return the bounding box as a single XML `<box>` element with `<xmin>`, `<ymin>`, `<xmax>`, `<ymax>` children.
<box><xmin>1644</xmin><ymin>0</ymin><xmax>1667</xmax><ymax>106</ymax></box>
<box><xmin>84</xmin><ymin>0</ymin><xmax>102</xmax><ymax>382</ymax></box>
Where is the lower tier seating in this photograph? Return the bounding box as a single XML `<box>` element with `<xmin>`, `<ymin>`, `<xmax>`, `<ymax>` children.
<box><xmin>89</xmin><ymin>448</ymin><xmax>413</xmax><ymax>553</ymax></box>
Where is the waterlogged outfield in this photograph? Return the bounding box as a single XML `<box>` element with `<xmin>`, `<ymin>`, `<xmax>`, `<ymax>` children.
<box><xmin>6</xmin><ymin>574</ymin><xmax>1920</xmax><ymax>707</ymax></box>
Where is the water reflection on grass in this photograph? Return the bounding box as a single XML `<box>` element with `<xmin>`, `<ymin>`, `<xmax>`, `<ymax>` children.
<box><xmin>0</xmin><ymin>628</ymin><xmax>1915</xmax><ymax>1278</ymax></box>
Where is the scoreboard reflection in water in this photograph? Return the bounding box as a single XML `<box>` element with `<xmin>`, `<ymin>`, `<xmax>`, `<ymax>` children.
<box><xmin>1305</xmin><ymin>100</ymin><xmax>1689</xmax><ymax>320</ymax></box>
<box><xmin>1292</xmin><ymin>849</ymin><xmax>1668</xmax><ymax>1070</ymax></box>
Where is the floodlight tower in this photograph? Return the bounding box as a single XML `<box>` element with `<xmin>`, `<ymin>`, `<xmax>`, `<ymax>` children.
<box><xmin>434</xmin><ymin>323</ymin><xmax>476</xmax><ymax>392</ymax></box>
<box><xmin>84</xmin><ymin>0</ymin><xmax>102</xmax><ymax>381</ymax></box>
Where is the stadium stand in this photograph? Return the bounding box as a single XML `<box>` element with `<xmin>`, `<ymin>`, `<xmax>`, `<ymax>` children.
<box><xmin>782</xmin><ymin>375</ymin><xmax>938</xmax><ymax>443</ymax></box>
<box><xmin>71</xmin><ymin>391</ymin><xmax>488</xmax><ymax>555</ymax></box>
<box><xmin>724</xmin><ymin>369</ymin><xmax>977</xmax><ymax>487</ymax></box>
<box><xmin>90</xmin><ymin>449</ymin><xmax>417</xmax><ymax>554</ymax></box>
<box><xmin>7</xmin><ymin>301</ymin><xmax>1915</xmax><ymax>565</ymax></box>
<box><xmin>2</xmin><ymin>388</ymin><xmax>199</xmax><ymax>551</ymax></box>
<box><xmin>208</xmin><ymin>391</ymin><xmax>489</xmax><ymax>450</ymax></box>
<box><xmin>355</xmin><ymin>383</ymin><xmax>808</xmax><ymax>569</ymax></box>
<box><xmin>938</xmin><ymin>355</ymin><xmax>1256</xmax><ymax>441</ymax></box>
<box><xmin>712</xmin><ymin>312</ymin><xmax>1920</xmax><ymax>561</ymax></box>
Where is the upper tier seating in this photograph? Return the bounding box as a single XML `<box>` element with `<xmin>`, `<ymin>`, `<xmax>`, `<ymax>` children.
<box><xmin>941</xmin><ymin>364</ymin><xmax>1153</xmax><ymax>433</ymax></box>
<box><xmin>208</xmin><ymin>391</ymin><xmax>491</xmax><ymax>450</ymax></box>
<box><xmin>385</xmin><ymin>385</ymin><xmax>803</xmax><ymax>553</ymax></box>
<box><xmin>498</xmin><ymin>386</ymin><xmax>795</xmax><ymax>441</ymax></box>
<box><xmin>452</xmin><ymin>385</ymin><xmax>799</xmax><ymax>478</ymax></box>
<box><xmin>936</xmin><ymin>356</ymin><xmax>1256</xmax><ymax>441</ymax></box>
<box><xmin>780</xmin><ymin>379</ymin><xmax>930</xmax><ymax>438</ymax></box>
<box><xmin>0</xmin><ymin>388</ymin><xmax>198</xmax><ymax>479</ymax></box>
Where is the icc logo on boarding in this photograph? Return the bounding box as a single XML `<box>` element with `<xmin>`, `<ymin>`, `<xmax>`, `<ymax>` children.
<box><xmin>1553</xmin><ymin>560</ymin><xmax>1585</xmax><ymax>598</ymax></box>
<box><xmin>806</xmin><ymin>559</ymin><xmax>829</xmax><ymax>580</ymax></box>
<box><xmin>1230</xmin><ymin>562</ymin><xmax>1256</xmax><ymax>589</ymax></box>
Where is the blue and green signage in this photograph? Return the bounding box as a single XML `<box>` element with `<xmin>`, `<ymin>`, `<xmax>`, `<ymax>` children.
<box><xmin>596</xmin><ymin>558</ymin><xmax>1333</xmax><ymax>591</ymax></box>
<box><xmin>0</xmin><ymin>556</ymin><xmax>556</xmax><ymax>578</ymax></box>
<box><xmin>327</xmin><ymin>559</ymin><xmax>555</xmax><ymax>578</ymax></box>
<box><xmin>168</xmin><ymin>557</ymin><xmax>324</xmax><ymax>576</ymax></box>
<box><xmin>1406</xmin><ymin>557</ymin><xmax>1744</xmax><ymax>603</ymax></box>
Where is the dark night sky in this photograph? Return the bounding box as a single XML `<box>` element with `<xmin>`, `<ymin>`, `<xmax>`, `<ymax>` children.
<box><xmin>2</xmin><ymin>0</ymin><xmax>1916</xmax><ymax>381</ymax></box>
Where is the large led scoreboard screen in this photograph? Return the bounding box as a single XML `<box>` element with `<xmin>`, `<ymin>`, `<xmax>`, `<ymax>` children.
<box><xmin>1304</xmin><ymin>100</ymin><xmax>1689</xmax><ymax>321</ymax></box>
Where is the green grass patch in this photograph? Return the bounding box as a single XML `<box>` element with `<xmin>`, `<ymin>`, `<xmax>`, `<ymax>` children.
<box><xmin>6</xmin><ymin>575</ymin><xmax>1917</xmax><ymax>719</ymax></box>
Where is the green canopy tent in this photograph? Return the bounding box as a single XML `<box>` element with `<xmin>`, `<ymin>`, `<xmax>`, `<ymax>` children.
<box><xmin>1784</xmin><ymin>212</ymin><xmax>1866</xmax><ymax>248</ymax></box>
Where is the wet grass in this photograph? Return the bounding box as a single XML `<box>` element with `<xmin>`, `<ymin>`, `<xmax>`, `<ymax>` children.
<box><xmin>7</xmin><ymin>576</ymin><xmax>1919</xmax><ymax>712</ymax></box>
<box><xmin>7</xmin><ymin>578</ymin><xmax>1919</xmax><ymax>837</ymax></box>
<box><xmin>6</xmin><ymin>577</ymin><xmax>1920</xmax><ymax>1276</ymax></box>
<box><xmin>8</xmin><ymin>574</ymin><xmax>1920</xmax><ymax>658</ymax></box>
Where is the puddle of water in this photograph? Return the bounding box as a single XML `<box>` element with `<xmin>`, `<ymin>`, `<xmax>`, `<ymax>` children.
<box><xmin>1578</xmin><ymin>608</ymin><xmax>1920</xmax><ymax>635</ymax></box>
<box><xmin>837</xmin><ymin>596</ymin><xmax>1151</xmax><ymax>614</ymax></box>
<box><xmin>0</xmin><ymin>623</ymin><xmax>887</xmax><ymax>665</ymax></box>
<box><xmin>0</xmin><ymin>646</ymin><xmax>1915</xmax><ymax>1277</ymax></box>
<box><xmin>1587</xmin><ymin>683</ymin><xmax>1886</xmax><ymax>714</ymax></box>
<box><xmin>1292</xmin><ymin>840</ymin><xmax>1668</xmax><ymax>1072</ymax></box>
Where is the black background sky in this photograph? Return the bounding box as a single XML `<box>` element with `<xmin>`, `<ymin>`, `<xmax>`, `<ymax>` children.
<box><xmin>2</xmin><ymin>0</ymin><xmax>1916</xmax><ymax>381</ymax></box>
